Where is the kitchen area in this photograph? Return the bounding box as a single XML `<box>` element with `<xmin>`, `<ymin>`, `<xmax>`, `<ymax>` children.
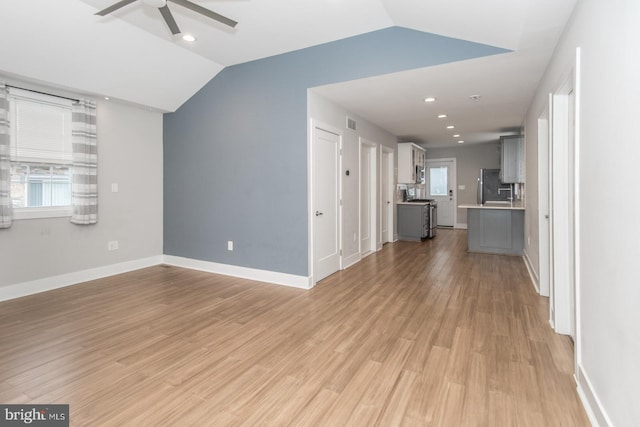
<box><xmin>395</xmin><ymin>142</ymin><xmax>438</xmax><ymax>241</ymax></box>
<box><xmin>397</xmin><ymin>135</ymin><xmax>525</xmax><ymax>256</ymax></box>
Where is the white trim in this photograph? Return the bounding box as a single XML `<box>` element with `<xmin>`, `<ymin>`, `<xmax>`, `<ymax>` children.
<box><xmin>163</xmin><ymin>255</ymin><xmax>312</xmax><ymax>290</ymax></box>
<box><xmin>13</xmin><ymin>206</ymin><xmax>72</xmax><ymax>220</ymax></box>
<box><xmin>454</xmin><ymin>223</ymin><xmax>467</xmax><ymax>230</ymax></box>
<box><xmin>342</xmin><ymin>252</ymin><xmax>361</xmax><ymax>270</ymax></box>
<box><xmin>0</xmin><ymin>256</ymin><xmax>163</xmax><ymax>302</ymax></box>
<box><xmin>573</xmin><ymin>46</ymin><xmax>583</xmax><ymax>383</ymax></box>
<box><xmin>522</xmin><ymin>250</ymin><xmax>540</xmax><ymax>293</ymax></box>
<box><xmin>576</xmin><ymin>365</ymin><xmax>612</xmax><ymax>427</ymax></box>
<box><xmin>550</xmin><ymin>68</ymin><xmax>576</xmax><ymax>337</ymax></box>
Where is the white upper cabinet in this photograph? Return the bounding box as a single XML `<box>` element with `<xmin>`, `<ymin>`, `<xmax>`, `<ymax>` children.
<box><xmin>398</xmin><ymin>143</ymin><xmax>426</xmax><ymax>184</ymax></box>
<box><xmin>500</xmin><ymin>135</ymin><xmax>524</xmax><ymax>183</ymax></box>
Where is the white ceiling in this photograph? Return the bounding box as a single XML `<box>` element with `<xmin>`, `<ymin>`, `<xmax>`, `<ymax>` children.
<box><xmin>0</xmin><ymin>0</ymin><xmax>577</xmax><ymax>145</ymax></box>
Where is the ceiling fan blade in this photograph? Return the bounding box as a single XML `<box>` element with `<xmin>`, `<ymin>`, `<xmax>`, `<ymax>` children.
<box><xmin>95</xmin><ymin>0</ymin><xmax>138</xmax><ymax>16</ymax></box>
<box><xmin>158</xmin><ymin>5</ymin><xmax>181</xmax><ymax>35</ymax></box>
<box><xmin>169</xmin><ymin>0</ymin><xmax>238</xmax><ymax>28</ymax></box>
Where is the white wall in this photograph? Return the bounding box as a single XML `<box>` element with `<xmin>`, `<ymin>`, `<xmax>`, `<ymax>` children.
<box><xmin>0</xmin><ymin>83</ymin><xmax>164</xmax><ymax>298</ymax></box>
<box><xmin>524</xmin><ymin>1</ymin><xmax>640</xmax><ymax>425</ymax></box>
<box><xmin>308</xmin><ymin>90</ymin><xmax>397</xmax><ymax>267</ymax></box>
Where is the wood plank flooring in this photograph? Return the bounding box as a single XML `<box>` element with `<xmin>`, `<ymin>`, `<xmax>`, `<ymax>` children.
<box><xmin>0</xmin><ymin>229</ymin><xmax>590</xmax><ymax>426</ymax></box>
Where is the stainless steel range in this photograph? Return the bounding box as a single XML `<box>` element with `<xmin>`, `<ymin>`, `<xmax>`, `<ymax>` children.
<box><xmin>404</xmin><ymin>199</ymin><xmax>437</xmax><ymax>239</ymax></box>
<box><xmin>427</xmin><ymin>199</ymin><xmax>437</xmax><ymax>239</ymax></box>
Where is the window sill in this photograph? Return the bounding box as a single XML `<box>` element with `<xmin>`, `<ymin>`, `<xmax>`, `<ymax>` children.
<box><xmin>13</xmin><ymin>207</ymin><xmax>72</xmax><ymax>220</ymax></box>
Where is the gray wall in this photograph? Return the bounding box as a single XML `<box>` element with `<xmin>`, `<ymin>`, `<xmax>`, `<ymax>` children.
<box><xmin>163</xmin><ymin>27</ymin><xmax>506</xmax><ymax>277</ymax></box>
<box><xmin>426</xmin><ymin>142</ymin><xmax>500</xmax><ymax>225</ymax></box>
<box><xmin>0</xmin><ymin>88</ymin><xmax>164</xmax><ymax>288</ymax></box>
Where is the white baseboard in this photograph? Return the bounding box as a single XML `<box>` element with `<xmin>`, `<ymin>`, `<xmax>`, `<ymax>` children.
<box><xmin>522</xmin><ymin>250</ymin><xmax>540</xmax><ymax>294</ymax></box>
<box><xmin>576</xmin><ymin>365</ymin><xmax>612</xmax><ymax>427</ymax></box>
<box><xmin>0</xmin><ymin>256</ymin><xmax>163</xmax><ymax>302</ymax></box>
<box><xmin>342</xmin><ymin>252</ymin><xmax>361</xmax><ymax>270</ymax></box>
<box><xmin>163</xmin><ymin>255</ymin><xmax>312</xmax><ymax>290</ymax></box>
<box><xmin>454</xmin><ymin>223</ymin><xmax>468</xmax><ymax>230</ymax></box>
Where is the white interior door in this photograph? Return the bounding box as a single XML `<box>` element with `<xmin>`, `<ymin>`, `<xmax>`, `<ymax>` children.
<box><xmin>427</xmin><ymin>159</ymin><xmax>455</xmax><ymax>227</ymax></box>
<box><xmin>360</xmin><ymin>141</ymin><xmax>377</xmax><ymax>257</ymax></box>
<box><xmin>550</xmin><ymin>73</ymin><xmax>576</xmax><ymax>340</ymax></box>
<box><xmin>313</xmin><ymin>126</ymin><xmax>341</xmax><ymax>282</ymax></box>
<box><xmin>381</xmin><ymin>149</ymin><xmax>393</xmax><ymax>244</ymax></box>
<box><xmin>538</xmin><ymin>105</ymin><xmax>551</xmax><ymax>298</ymax></box>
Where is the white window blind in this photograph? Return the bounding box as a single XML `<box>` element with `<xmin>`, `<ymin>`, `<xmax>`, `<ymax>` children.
<box><xmin>8</xmin><ymin>88</ymin><xmax>72</xmax><ymax>164</ymax></box>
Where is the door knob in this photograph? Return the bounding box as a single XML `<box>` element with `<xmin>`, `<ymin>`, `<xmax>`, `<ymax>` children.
<box><xmin>315</xmin><ymin>211</ymin><xmax>323</xmax><ymax>216</ymax></box>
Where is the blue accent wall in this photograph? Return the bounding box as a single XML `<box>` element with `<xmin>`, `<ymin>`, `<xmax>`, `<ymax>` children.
<box><xmin>163</xmin><ymin>26</ymin><xmax>507</xmax><ymax>276</ymax></box>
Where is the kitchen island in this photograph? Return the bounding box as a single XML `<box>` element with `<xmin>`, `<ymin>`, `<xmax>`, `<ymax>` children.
<box><xmin>458</xmin><ymin>201</ymin><xmax>524</xmax><ymax>255</ymax></box>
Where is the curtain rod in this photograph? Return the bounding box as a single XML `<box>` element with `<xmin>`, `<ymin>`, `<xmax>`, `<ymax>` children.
<box><xmin>6</xmin><ymin>84</ymin><xmax>80</xmax><ymax>103</ymax></box>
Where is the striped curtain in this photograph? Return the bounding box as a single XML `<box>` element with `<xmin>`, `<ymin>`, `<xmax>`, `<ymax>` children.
<box><xmin>0</xmin><ymin>83</ymin><xmax>12</xmax><ymax>229</ymax></box>
<box><xmin>70</xmin><ymin>99</ymin><xmax>98</xmax><ymax>225</ymax></box>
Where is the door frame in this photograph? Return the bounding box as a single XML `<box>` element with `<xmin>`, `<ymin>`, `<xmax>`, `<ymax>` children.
<box><xmin>550</xmin><ymin>71</ymin><xmax>575</xmax><ymax>336</ymax></box>
<box><xmin>538</xmin><ymin>101</ymin><xmax>551</xmax><ymax>298</ymax></box>
<box><xmin>308</xmin><ymin>119</ymin><xmax>343</xmax><ymax>286</ymax></box>
<box><xmin>548</xmin><ymin>47</ymin><xmax>581</xmax><ymax>352</ymax></box>
<box><xmin>425</xmin><ymin>158</ymin><xmax>458</xmax><ymax>228</ymax></box>
<box><xmin>380</xmin><ymin>146</ymin><xmax>395</xmax><ymax>246</ymax></box>
<box><xmin>359</xmin><ymin>138</ymin><xmax>378</xmax><ymax>257</ymax></box>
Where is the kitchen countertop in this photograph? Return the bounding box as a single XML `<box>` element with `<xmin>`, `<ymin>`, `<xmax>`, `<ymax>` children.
<box><xmin>397</xmin><ymin>201</ymin><xmax>430</xmax><ymax>206</ymax></box>
<box><xmin>458</xmin><ymin>201</ymin><xmax>524</xmax><ymax>210</ymax></box>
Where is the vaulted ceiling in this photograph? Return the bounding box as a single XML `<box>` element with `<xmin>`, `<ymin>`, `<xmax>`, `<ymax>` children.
<box><xmin>1</xmin><ymin>0</ymin><xmax>576</xmax><ymax>145</ymax></box>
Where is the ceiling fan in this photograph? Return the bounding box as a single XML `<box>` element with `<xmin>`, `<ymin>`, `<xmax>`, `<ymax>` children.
<box><xmin>95</xmin><ymin>0</ymin><xmax>237</xmax><ymax>35</ymax></box>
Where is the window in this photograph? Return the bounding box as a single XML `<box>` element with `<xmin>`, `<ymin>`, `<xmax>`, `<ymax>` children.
<box><xmin>8</xmin><ymin>88</ymin><xmax>73</xmax><ymax>219</ymax></box>
<box><xmin>429</xmin><ymin>166</ymin><xmax>448</xmax><ymax>196</ymax></box>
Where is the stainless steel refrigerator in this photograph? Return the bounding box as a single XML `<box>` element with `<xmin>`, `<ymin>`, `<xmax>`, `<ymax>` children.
<box><xmin>477</xmin><ymin>169</ymin><xmax>511</xmax><ymax>204</ymax></box>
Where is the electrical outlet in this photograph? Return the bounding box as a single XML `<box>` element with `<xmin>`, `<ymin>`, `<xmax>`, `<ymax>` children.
<box><xmin>227</xmin><ymin>241</ymin><xmax>233</xmax><ymax>251</ymax></box>
<box><xmin>108</xmin><ymin>241</ymin><xmax>119</xmax><ymax>251</ymax></box>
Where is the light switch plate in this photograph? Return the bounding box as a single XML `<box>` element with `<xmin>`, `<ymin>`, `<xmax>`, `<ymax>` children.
<box><xmin>111</xmin><ymin>183</ymin><xmax>119</xmax><ymax>193</ymax></box>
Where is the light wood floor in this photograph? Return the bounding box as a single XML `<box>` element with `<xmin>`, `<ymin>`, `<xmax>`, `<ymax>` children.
<box><xmin>0</xmin><ymin>229</ymin><xmax>589</xmax><ymax>426</ymax></box>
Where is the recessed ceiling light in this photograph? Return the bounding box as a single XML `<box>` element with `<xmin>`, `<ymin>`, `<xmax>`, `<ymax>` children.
<box><xmin>458</xmin><ymin>140</ymin><xmax>465</xmax><ymax>144</ymax></box>
<box><xmin>469</xmin><ymin>94</ymin><xmax>482</xmax><ymax>101</ymax></box>
<box><xmin>453</xmin><ymin>134</ymin><xmax>460</xmax><ymax>138</ymax></box>
<box><xmin>104</xmin><ymin>97</ymin><xmax>110</xmax><ymax>101</ymax></box>
<box><xmin>446</xmin><ymin>125</ymin><xmax>455</xmax><ymax>129</ymax></box>
<box><xmin>424</xmin><ymin>97</ymin><xmax>437</xmax><ymax>103</ymax></box>
<box><xmin>437</xmin><ymin>114</ymin><xmax>447</xmax><ymax>118</ymax></box>
<box><xmin>182</xmin><ymin>34</ymin><xmax>196</xmax><ymax>42</ymax></box>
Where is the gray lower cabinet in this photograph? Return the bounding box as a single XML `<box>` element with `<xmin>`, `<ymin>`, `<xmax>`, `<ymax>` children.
<box><xmin>467</xmin><ymin>208</ymin><xmax>524</xmax><ymax>255</ymax></box>
<box><xmin>397</xmin><ymin>204</ymin><xmax>428</xmax><ymax>241</ymax></box>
